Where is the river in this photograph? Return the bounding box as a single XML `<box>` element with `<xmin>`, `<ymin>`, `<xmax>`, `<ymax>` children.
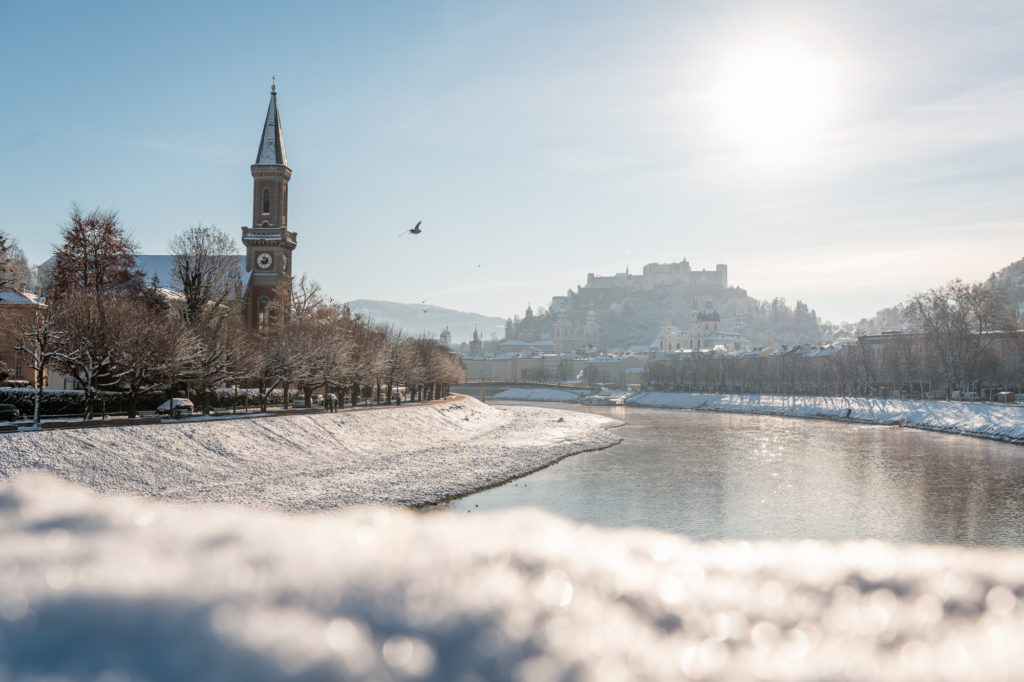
<box><xmin>444</xmin><ymin>403</ymin><xmax>1024</xmax><ymax>547</ymax></box>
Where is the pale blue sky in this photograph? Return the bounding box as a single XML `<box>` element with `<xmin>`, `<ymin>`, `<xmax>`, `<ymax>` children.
<box><xmin>3</xmin><ymin>1</ymin><xmax>1022</xmax><ymax>323</ymax></box>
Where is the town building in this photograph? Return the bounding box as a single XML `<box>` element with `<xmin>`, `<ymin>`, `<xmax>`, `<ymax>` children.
<box><xmin>0</xmin><ymin>291</ymin><xmax>47</xmax><ymax>387</ymax></box>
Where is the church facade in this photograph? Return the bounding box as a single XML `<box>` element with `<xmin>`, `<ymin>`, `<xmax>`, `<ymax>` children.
<box><xmin>241</xmin><ymin>83</ymin><xmax>297</xmax><ymax>332</ymax></box>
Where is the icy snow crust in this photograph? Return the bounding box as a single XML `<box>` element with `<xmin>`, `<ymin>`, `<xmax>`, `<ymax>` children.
<box><xmin>2</xmin><ymin>474</ymin><xmax>1024</xmax><ymax>681</ymax></box>
<box><xmin>0</xmin><ymin>397</ymin><xmax>621</xmax><ymax>510</ymax></box>
<box><xmin>625</xmin><ymin>392</ymin><xmax>1024</xmax><ymax>443</ymax></box>
<box><xmin>494</xmin><ymin>388</ymin><xmax>1024</xmax><ymax>443</ymax></box>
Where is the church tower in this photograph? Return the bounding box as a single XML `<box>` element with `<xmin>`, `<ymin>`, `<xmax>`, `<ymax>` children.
<box><xmin>242</xmin><ymin>80</ymin><xmax>297</xmax><ymax>332</ymax></box>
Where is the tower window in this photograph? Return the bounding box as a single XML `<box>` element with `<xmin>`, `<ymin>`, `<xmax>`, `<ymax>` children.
<box><xmin>262</xmin><ymin>188</ymin><xmax>271</xmax><ymax>215</ymax></box>
<box><xmin>257</xmin><ymin>296</ymin><xmax>270</xmax><ymax>332</ymax></box>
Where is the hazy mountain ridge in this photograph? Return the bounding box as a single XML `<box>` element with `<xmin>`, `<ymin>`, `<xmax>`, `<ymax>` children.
<box><xmin>344</xmin><ymin>299</ymin><xmax>505</xmax><ymax>343</ymax></box>
<box><xmin>987</xmin><ymin>257</ymin><xmax>1024</xmax><ymax>313</ymax></box>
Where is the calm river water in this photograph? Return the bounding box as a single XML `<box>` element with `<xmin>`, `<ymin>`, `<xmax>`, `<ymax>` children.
<box><xmin>444</xmin><ymin>403</ymin><xmax>1024</xmax><ymax>548</ymax></box>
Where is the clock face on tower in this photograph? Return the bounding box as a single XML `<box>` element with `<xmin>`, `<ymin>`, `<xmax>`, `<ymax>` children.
<box><xmin>256</xmin><ymin>252</ymin><xmax>274</xmax><ymax>270</ymax></box>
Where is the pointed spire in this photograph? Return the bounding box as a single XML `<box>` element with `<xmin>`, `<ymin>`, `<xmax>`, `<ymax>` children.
<box><xmin>255</xmin><ymin>79</ymin><xmax>288</xmax><ymax>166</ymax></box>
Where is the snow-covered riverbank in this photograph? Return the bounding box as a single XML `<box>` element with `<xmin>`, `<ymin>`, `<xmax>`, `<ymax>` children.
<box><xmin>3</xmin><ymin>474</ymin><xmax>1024</xmax><ymax>681</ymax></box>
<box><xmin>493</xmin><ymin>388</ymin><xmax>1024</xmax><ymax>444</ymax></box>
<box><xmin>0</xmin><ymin>397</ymin><xmax>621</xmax><ymax>510</ymax></box>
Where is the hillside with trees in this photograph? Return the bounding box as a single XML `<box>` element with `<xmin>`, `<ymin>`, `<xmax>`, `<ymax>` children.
<box><xmin>508</xmin><ymin>277</ymin><xmax>824</xmax><ymax>349</ymax></box>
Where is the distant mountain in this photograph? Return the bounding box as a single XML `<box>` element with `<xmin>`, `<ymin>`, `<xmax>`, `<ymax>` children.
<box><xmin>343</xmin><ymin>300</ymin><xmax>506</xmax><ymax>344</ymax></box>
<box><xmin>987</xmin><ymin>257</ymin><xmax>1024</xmax><ymax>314</ymax></box>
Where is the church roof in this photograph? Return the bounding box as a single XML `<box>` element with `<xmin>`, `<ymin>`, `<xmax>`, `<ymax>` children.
<box><xmin>38</xmin><ymin>254</ymin><xmax>250</xmax><ymax>293</ymax></box>
<box><xmin>254</xmin><ymin>85</ymin><xmax>288</xmax><ymax>167</ymax></box>
<box><xmin>0</xmin><ymin>290</ymin><xmax>44</xmax><ymax>306</ymax></box>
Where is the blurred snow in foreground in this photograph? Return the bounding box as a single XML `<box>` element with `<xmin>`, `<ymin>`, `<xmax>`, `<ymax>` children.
<box><xmin>1</xmin><ymin>474</ymin><xmax>1023</xmax><ymax>681</ymax></box>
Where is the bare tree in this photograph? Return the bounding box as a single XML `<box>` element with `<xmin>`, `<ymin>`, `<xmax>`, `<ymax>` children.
<box><xmin>14</xmin><ymin>310</ymin><xmax>61</xmax><ymax>426</ymax></box>
<box><xmin>0</xmin><ymin>232</ymin><xmax>31</xmax><ymax>293</ymax></box>
<box><xmin>49</xmin><ymin>291</ymin><xmax>114</xmax><ymax>419</ymax></box>
<box><xmin>290</xmin><ymin>273</ymin><xmax>324</xmax><ymax>317</ymax></box>
<box><xmin>102</xmin><ymin>297</ymin><xmax>197</xmax><ymax>418</ymax></box>
<box><xmin>188</xmin><ymin>311</ymin><xmax>251</xmax><ymax>415</ymax></box>
<box><xmin>168</xmin><ymin>225</ymin><xmax>241</xmax><ymax>325</ymax></box>
<box><xmin>905</xmin><ymin>280</ymin><xmax>1016</xmax><ymax>395</ymax></box>
<box><xmin>249</xmin><ymin>333</ymin><xmax>291</xmax><ymax>412</ymax></box>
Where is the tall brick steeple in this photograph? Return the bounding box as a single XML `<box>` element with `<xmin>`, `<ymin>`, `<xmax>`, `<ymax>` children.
<box><xmin>242</xmin><ymin>80</ymin><xmax>297</xmax><ymax>332</ymax></box>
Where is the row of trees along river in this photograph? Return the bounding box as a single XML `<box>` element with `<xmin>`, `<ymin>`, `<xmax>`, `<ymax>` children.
<box><xmin>1</xmin><ymin>207</ymin><xmax>466</xmax><ymax>425</ymax></box>
<box><xmin>647</xmin><ymin>278</ymin><xmax>1021</xmax><ymax>399</ymax></box>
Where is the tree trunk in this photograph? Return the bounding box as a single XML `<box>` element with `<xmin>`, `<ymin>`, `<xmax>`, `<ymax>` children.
<box><xmin>33</xmin><ymin>376</ymin><xmax>43</xmax><ymax>427</ymax></box>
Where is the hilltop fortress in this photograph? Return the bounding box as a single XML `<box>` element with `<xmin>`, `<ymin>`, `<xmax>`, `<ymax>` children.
<box><xmin>549</xmin><ymin>259</ymin><xmax>729</xmax><ymax>316</ymax></box>
<box><xmin>585</xmin><ymin>261</ymin><xmax>727</xmax><ymax>292</ymax></box>
<box><xmin>507</xmin><ymin>259</ymin><xmax>740</xmax><ymax>350</ymax></box>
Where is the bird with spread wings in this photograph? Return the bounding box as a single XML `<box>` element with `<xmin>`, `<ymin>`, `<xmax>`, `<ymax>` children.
<box><xmin>398</xmin><ymin>220</ymin><xmax>422</xmax><ymax>237</ymax></box>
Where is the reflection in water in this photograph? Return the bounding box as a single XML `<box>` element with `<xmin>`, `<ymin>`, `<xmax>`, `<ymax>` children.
<box><xmin>444</xmin><ymin>404</ymin><xmax>1024</xmax><ymax>547</ymax></box>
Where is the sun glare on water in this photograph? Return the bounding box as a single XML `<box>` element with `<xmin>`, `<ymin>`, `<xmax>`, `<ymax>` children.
<box><xmin>712</xmin><ymin>37</ymin><xmax>842</xmax><ymax>167</ymax></box>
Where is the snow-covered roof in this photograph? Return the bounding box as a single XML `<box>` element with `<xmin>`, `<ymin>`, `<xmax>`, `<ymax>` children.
<box><xmin>0</xmin><ymin>290</ymin><xmax>44</xmax><ymax>306</ymax></box>
<box><xmin>586</xmin><ymin>356</ymin><xmax>623</xmax><ymax>364</ymax></box>
<box><xmin>39</xmin><ymin>254</ymin><xmax>247</xmax><ymax>293</ymax></box>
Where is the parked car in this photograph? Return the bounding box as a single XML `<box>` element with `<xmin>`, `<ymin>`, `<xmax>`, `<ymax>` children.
<box><xmin>0</xmin><ymin>403</ymin><xmax>20</xmax><ymax>421</ymax></box>
<box><xmin>156</xmin><ymin>398</ymin><xmax>195</xmax><ymax>416</ymax></box>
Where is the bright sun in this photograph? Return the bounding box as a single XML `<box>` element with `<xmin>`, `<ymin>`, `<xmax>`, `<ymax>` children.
<box><xmin>713</xmin><ymin>38</ymin><xmax>840</xmax><ymax>165</ymax></box>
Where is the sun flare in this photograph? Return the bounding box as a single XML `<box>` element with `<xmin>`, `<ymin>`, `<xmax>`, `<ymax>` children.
<box><xmin>713</xmin><ymin>38</ymin><xmax>840</xmax><ymax>164</ymax></box>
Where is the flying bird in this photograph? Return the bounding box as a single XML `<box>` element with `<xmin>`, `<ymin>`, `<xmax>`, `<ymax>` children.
<box><xmin>398</xmin><ymin>220</ymin><xmax>422</xmax><ymax>237</ymax></box>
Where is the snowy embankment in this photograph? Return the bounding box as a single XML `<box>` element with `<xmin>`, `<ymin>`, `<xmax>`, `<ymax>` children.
<box><xmin>493</xmin><ymin>388</ymin><xmax>1024</xmax><ymax>443</ymax></box>
<box><xmin>3</xmin><ymin>474</ymin><xmax>1024</xmax><ymax>681</ymax></box>
<box><xmin>625</xmin><ymin>392</ymin><xmax>1024</xmax><ymax>443</ymax></box>
<box><xmin>0</xmin><ymin>397</ymin><xmax>621</xmax><ymax>510</ymax></box>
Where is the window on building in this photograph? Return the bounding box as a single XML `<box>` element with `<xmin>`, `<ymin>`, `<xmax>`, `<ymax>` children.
<box><xmin>14</xmin><ymin>363</ymin><xmax>22</xmax><ymax>378</ymax></box>
<box><xmin>262</xmin><ymin>188</ymin><xmax>271</xmax><ymax>215</ymax></box>
<box><xmin>257</xmin><ymin>296</ymin><xmax>270</xmax><ymax>332</ymax></box>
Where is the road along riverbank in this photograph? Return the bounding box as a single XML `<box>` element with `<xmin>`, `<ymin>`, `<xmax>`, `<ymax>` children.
<box><xmin>0</xmin><ymin>396</ymin><xmax>621</xmax><ymax>511</ymax></box>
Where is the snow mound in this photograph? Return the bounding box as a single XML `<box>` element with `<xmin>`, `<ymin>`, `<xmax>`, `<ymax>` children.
<box><xmin>625</xmin><ymin>393</ymin><xmax>1024</xmax><ymax>442</ymax></box>
<box><xmin>2</xmin><ymin>474</ymin><xmax>1023</xmax><ymax>681</ymax></box>
<box><xmin>0</xmin><ymin>397</ymin><xmax>620</xmax><ymax>510</ymax></box>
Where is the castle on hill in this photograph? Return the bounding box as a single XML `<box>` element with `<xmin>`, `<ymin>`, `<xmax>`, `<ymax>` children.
<box><xmin>508</xmin><ymin>259</ymin><xmax>740</xmax><ymax>351</ymax></box>
<box><xmin>584</xmin><ymin>260</ymin><xmax>726</xmax><ymax>292</ymax></box>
